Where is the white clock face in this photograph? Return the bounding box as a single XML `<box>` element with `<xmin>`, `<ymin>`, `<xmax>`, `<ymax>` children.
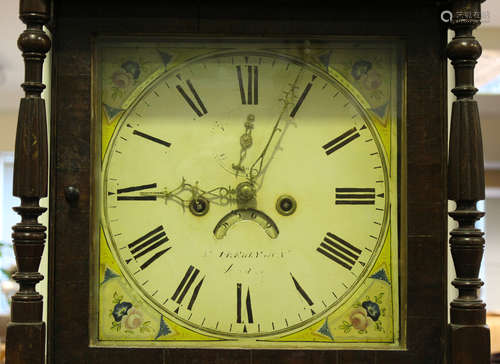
<box><xmin>101</xmin><ymin>50</ymin><xmax>389</xmax><ymax>339</ymax></box>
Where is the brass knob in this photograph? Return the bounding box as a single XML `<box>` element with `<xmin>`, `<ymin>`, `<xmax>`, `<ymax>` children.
<box><xmin>189</xmin><ymin>197</ymin><xmax>210</xmax><ymax>216</ymax></box>
<box><xmin>236</xmin><ymin>182</ymin><xmax>256</xmax><ymax>203</ymax></box>
<box><xmin>276</xmin><ymin>195</ymin><xmax>297</xmax><ymax>216</ymax></box>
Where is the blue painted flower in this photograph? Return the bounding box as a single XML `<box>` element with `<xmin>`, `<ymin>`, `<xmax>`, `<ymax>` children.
<box><xmin>362</xmin><ymin>300</ymin><xmax>380</xmax><ymax>321</ymax></box>
<box><xmin>121</xmin><ymin>61</ymin><xmax>140</xmax><ymax>80</ymax></box>
<box><xmin>351</xmin><ymin>60</ymin><xmax>372</xmax><ymax>80</ymax></box>
<box><xmin>112</xmin><ymin>301</ymin><xmax>132</xmax><ymax>322</ymax></box>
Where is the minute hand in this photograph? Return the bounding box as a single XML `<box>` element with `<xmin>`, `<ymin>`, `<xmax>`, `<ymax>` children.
<box><xmin>249</xmin><ymin>69</ymin><xmax>306</xmax><ymax>180</ymax></box>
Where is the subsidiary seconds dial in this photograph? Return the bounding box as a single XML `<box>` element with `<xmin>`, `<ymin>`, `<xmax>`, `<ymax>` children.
<box><xmin>101</xmin><ymin>50</ymin><xmax>389</xmax><ymax>338</ymax></box>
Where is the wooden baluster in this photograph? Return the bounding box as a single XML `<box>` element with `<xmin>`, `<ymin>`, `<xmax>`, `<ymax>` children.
<box><xmin>5</xmin><ymin>1</ymin><xmax>50</xmax><ymax>363</ymax></box>
<box><xmin>447</xmin><ymin>0</ymin><xmax>491</xmax><ymax>363</ymax></box>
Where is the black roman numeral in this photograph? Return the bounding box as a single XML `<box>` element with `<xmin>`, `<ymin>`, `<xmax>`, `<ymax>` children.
<box><xmin>133</xmin><ymin>130</ymin><xmax>171</xmax><ymax>148</ymax></box>
<box><xmin>117</xmin><ymin>183</ymin><xmax>157</xmax><ymax>201</ymax></box>
<box><xmin>236</xmin><ymin>65</ymin><xmax>258</xmax><ymax>105</ymax></box>
<box><xmin>290</xmin><ymin>75</ymin><xmax>317</xmax><ymax>117</ymax></box>
<box><xmin>171</xmin><ymin>265</ymin><xmax>205</xmax><ymax>311</ymax></box>
<box><xmin>322</xmin><ymin>127</ymin><xmax>360</xmax><ymax>155</ymax></box>
<box><xmin>317</xmin><ymin>232</ymin><xmax>362</xmax><ymax>271</ymax></box>
<box><xmin>176</xmin><ymin>78</ymin><xmax>207</xmax><ymax>117</ymax></box>
<box><xmin>335</xmin><ymin>187</ymin><xmax>375</xmax><ymax>205</ymax></box>
<box><xmin>290</xmin><ymin>273</ymin><xmax>314</xmax><ymax>306</ymax></box>
<box><xmin>236</xmin><ymin>283</ymin><xmax>254</xmax><ymax>324</ymax></box>
<box><xmin>127</xmin><ymin>225</ymin><xmax>170</xmax><ymax>270</ymax></box>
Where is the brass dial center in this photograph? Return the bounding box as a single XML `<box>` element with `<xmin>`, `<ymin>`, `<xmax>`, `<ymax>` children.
<box><xmin>236</xmin><ymin>182</ymin><xmax>256</xmax><ymax>203</ymax></box>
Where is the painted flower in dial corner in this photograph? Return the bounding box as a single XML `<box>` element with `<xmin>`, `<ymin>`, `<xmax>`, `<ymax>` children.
<box><xmin>351</xmin><ymin>60</ymin><xmax>372</xmax><ymax>81</ymax></box>
<box><xmin>112</xmin><ymin>71</ymin><xmax>134</xmax><ymax>89</ymax></box>
<box><xmin>111</xmin><ymin>61</ymin><xmax>141</xmax><ymax>90</ymax></box>
<box><xmin>362</xmin><ymin>300</ymin><xmax>381</xmax><ymax>321</ymax></box>
<box><xmin>349</xmin><ymin>307</ymin><xmax>373</xmax><ymax>330</ymax></box>
<box><xmin>121</xmin><ymin>60</ymin><xmax>141</xmax><ymax>80</ymax></box>
<box><xmin>351</xmin><ymin>60</ymin><xmax>382</xmax><ymax>91</ymax></box>
<box><xmin>112</xmin><ymin>301</ymin><xmax>133</xmax><ymax>322</ymax></box>
<box><xmin>361</xmin><ymin>71</ymin><xmax>382</xmax><ymax>91</ymax></box>
<box><xmin>123</xmin><ymin>307</ymin><xmax>144</xmax><ymax>330</ymax></box>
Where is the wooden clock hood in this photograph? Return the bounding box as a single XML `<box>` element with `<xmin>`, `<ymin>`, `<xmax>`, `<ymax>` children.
<box><xmin>5</xmin><ymin>0</ymin><xmax>490</xmax><ymax>363</ymax></box>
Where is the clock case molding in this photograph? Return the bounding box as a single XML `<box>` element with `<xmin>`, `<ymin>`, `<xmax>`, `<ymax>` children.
<box><xmin>5</xmin><ymin>1</ymin><xmax>490</xmax><ymax>364</ymax></box>
<box><xmin>92</xmin><ymin>36</ymin><xmax>404</xmax><ymax>348</ymax></box>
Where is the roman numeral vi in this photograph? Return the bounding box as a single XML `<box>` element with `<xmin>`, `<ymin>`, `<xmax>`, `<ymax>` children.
<box><xmin>237</xmin><ymin>283</ymin><xmax>254</xmax><ymax>324</ymax></box>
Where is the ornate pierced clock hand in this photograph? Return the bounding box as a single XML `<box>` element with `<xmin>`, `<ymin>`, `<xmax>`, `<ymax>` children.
<box><xmin>140</xmin><ymin>178</ymin><xmax>237</xmax><ymax>208</ymax></box>
<box><xmin>232</xmin><ymin>114</ymin><xmax>255</xmax><ymax>176</ymax></box>
<box><xmin>214</xmin><ymin>76</ymin><xmax>305</xmax><ymax>238</ymax></box>
<box><xmin>249</xmin><ymin>69</ymin><xmax>304</xmax><ymax>182</ymax></box>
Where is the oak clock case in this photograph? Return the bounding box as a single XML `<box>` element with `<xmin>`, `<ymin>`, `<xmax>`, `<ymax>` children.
<box><xmin>92</xmin><ymin>38</ymin><xmax>402</xmax><ymax>349</ymax></box>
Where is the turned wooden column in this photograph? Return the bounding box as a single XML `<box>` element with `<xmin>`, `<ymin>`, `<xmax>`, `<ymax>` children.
<box><xmin>5</xmin><ymin>1</ymin><xmax>50</xmax><ymax>363</ymax></box>
<box><xmin>447</xmin><ymin>0</ymin><xmax>491</xmax><ymax>363</ymax></box>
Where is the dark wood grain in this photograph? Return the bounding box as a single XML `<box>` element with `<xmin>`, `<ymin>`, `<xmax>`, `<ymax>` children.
<box><xmin>6</xmin><ymin>0</ymin><xmax>51</xmax><ymax>363</ymax></box>
<box><xmin>447</xmin><ymin>0</ymin><xmax>491</xmax><ymax>363</ymax></box>
<box><xmin>165</xmin><ymin>349</ymin><xmax>252</xmax><ymax>364</ymax></box>
<box><xmin>47</xmin><ymin>2</ymin><xmax>448</xmax><ymax>363</ymax></box>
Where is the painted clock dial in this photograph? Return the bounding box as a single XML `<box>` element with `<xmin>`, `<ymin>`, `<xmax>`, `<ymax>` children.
<box><xmin>101</xmin><ymin>50</ymin><xmax>389</xmax><ymax>339</ymax></box>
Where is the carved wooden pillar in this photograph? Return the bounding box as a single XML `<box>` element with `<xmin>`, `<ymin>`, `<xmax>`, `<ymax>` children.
<box><xmin>447</xmin><ymin>0</ymin><xmax>491</xmax><ymax>363</ymax></box>
<box><xmin>5</xmin><ymin>1</ymin><xmax>50</xmax><ymax>363</ymax></box>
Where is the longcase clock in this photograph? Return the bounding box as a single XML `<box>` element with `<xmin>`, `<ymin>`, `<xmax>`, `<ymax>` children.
<box><xmin>5</xmin><ymin>1</ymin><xmax>491</xmax><ymax>364</ymax></box>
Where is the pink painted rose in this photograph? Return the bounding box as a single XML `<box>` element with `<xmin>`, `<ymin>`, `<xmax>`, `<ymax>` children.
<box><xmin>349</xmin><ymin>308</ymin><xmax>372</xmax><ymax>330</ymax></box>
<box><xmin>361</xmin><ymin>71</ymin><xmax>382</xmax><ymax>91</ymax></box>
<box><xmin>123</xmin><ymin>307</ymin><xmax>143</xmax><ymax>330</ymax></box>
<box><xmin>112</xmin><ymin>71</ymin><xmax>133</xmax><ymax>89</ymax></box>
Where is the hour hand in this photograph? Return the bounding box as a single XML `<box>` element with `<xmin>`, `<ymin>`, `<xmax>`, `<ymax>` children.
<box><xmin>138</xmin><ymin>179</ymin><xmax>236</xmax><ymax>212</ymax></box>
